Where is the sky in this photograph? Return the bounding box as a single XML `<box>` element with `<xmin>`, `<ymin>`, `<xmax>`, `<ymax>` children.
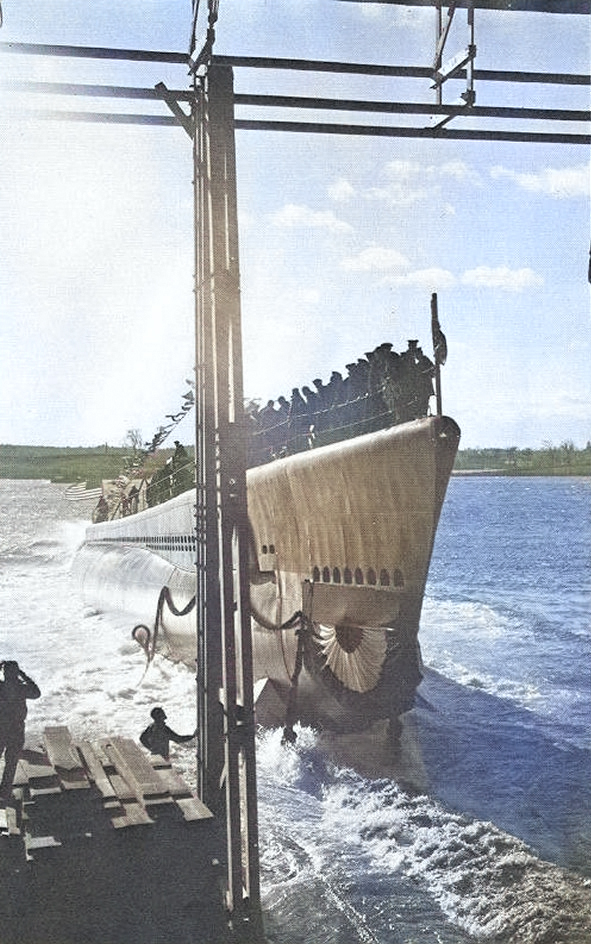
<box><xmin>0</xmin><ymin>0</ymin><xmax>589</xmax><ymax>450</ymax></box>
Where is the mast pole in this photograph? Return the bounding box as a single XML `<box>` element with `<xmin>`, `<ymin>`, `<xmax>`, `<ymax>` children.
<box><xmin>431</xmin><ymin>292</ymin><xmax>443</xmax><ymax>416</ymax></box>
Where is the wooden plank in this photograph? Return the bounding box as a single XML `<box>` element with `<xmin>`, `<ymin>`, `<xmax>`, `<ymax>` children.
<box><xmin>90</xmin><ymin>740</ymin><xmax>112</xmax><ymax>767</ymax></box>
<box><xmin>17</xmin><ymin>755</ymin><xmax>58</xmax><ymax>788</ymax></box>
<box><xmin>0</xmin><ymin>807</ymin><xmax>16</xmax><ymax>835</ymax></box>
<box><xmin>108</xmin><ymin>773</ymin><xmax>136</xmax><ymax>803</ymax></box>
<box><xmin>144</xmin><ymin>795</ymin><xmax>175</xmax><ymax>808</ymax></box>
<box><xmin>54</xmin><ymin>767</ymin><xmax>90</xmax><ymax>791</ymax></box>
<box><xmin>28</xmin><ymin>784</ymin><xmax>62</xmax><ymax>798</ymax></box>
<box><xmin>110</xmin><ymin>802</ymin><xmax>153</xmax><ymax>829</ymax></box>
<box><xmin>103</xmin><ymin>738</ymin><xmax>168</xmax><ymax>801</ymax></box>
<box><xmin>43</xmin><ymin>726</ymin><xmax>84</xmax><ymax>772</ymax></box>
<box><xmin>13</xmin><ymin>759</ymin><xmax>31</xmax><ymax>788</ymax></box>
<box><xmin>103</xmin><ymin>798</ymin><xmax>123</xmax><ymax>812</ymax></box>
<box><xmin>3</xmin><ymin>805</ymin><xmax>20</xmax><ymax>836</ymax></box>
<box><xmin>150</xmin><ymin>756</ymin><xmax>172</xmax><ymax>770</ymax></box>
<box><xmin>76</xmin><ymin>740</ymin><xmax>117</xmax><ymax>801</ymax></box>
<box><xmin>151</xmin><ymin>766</ymin><xmax>193</xmax><ymax>798</ymax></box>
<box><xmin>25</xmin><ymin>835</ymin><xmax>63</xmax><ymax>860</ymax></box>
<box><xmin>175</xmin><ymin>796</ymin><xmax>214</xmax><ymax>822</ymax></box>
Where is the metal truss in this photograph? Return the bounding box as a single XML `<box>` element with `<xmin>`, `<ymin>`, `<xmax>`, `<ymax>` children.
<box><xmin>2</xmin><ymin>40</ymin><xmax>589</xmax><ymax>145</ymax></box>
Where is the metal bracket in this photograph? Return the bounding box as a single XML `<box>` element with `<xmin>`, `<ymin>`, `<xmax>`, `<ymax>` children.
<box><xmin>154</xmin><ymin>81</ymin><xmax>194</xmax><ymax>137</ymax></box>
<box><xmin>430</xmin><ymin>1</ymin><xmax>476</xmax><ymax>129</ymax></box>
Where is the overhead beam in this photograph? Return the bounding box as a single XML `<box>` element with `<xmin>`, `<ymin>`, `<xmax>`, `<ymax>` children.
<box><xmin>336</xmin><ymin>0</ymin><xmax>591</xmax><ymax>13</ymax></box>
<box><xmin>28</xmin><ymin>108</ymin><xmax>589</xmax><ymax>143</ymax></box>
<box><xmin>2</xmin><ymin>45</ymin><xmax>587</xmax><ymax>86</ymax></box>
<box><xmin>232</xmin><ymin>93</ymin><xmax>591</xmax><ymax>123</ymax></box>
<box><xmin>25</xmin><ymin>110</ymin><xmax>179</xmax><ymax>126</ymax></box>
<box><xmin>7</xmin><ymin>82</ymin><xmax>588</xmax><ymax>124</ymax></box>
<box><xmin>2</xmin><ymin>80</ymin><xmax>193</xmax><ymax>101</ymax></box>
<box><xmin>0</xmin><ymin>41</ymin><xmax>190</xmax><ymax>63</ymax></box>
<box><xmin>214</xmin><ymin>55</ymin><xmax>590</xmax><ymax>86</ymax></box>
<box><xmin>233</xmin><ymin>119</ymin><xmax>590</xmax><ymax>145</ymax></box>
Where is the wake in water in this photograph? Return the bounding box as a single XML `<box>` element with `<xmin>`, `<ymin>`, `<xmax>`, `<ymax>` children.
<box><xmin>257</xmin><ymin>726</ymin><xmax>591</xmax><ymax>944</ymax></box>
<box><xmin>1</xmin><ymin>479</ymin><xmax>589</xmax><ymax>944</ymax></box>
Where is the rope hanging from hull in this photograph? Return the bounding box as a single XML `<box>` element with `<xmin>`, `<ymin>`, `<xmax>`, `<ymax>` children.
<box><xmin>132</xmin><ymin>585</ymin><xmax>196</xmax><ymax>670</ymax></box>
<box><xmin>281</xmin><ymin>615</ymin><xmax>312</xmax><ymax>746</ymax></box>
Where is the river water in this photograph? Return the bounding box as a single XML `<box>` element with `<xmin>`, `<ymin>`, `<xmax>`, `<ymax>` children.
<box><xmin>0</xmin><ymin>476</ymin><xmax>589</xmax><ymax>943</ymax></box>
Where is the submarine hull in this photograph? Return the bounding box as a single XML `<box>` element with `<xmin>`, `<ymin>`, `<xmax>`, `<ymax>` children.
<box><xmin>74</xmin><ymin>415</ymin><xmax>460</xmax><ymax>731</ymax></box>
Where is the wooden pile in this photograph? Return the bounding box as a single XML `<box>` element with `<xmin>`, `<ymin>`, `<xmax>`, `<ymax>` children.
<box><xmin>0</xmin><ymin>726</ymin><xmax>230</xmax><ymax>944</ymax></box>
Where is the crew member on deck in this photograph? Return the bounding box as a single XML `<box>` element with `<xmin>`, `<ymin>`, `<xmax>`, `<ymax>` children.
<box><xmin>171</xmin><ymin>441</ymin><xmax>194</xmax><ymax>497</ymax></box>
<box><xmin>0</xmin><ymin>660</ymin><xmax>41</xmax><ymax>800</ymax></box>
<box><xmin>140</xmin><ymin>706</ymin><xmax>196</xmax><ymax>761</ymax></box>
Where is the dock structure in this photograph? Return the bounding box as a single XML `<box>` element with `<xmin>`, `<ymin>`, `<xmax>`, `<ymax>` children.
<box><xmin>0</xmin><ymin>726</ymin><xmax>237</xmax><ymax>944</ymax></box>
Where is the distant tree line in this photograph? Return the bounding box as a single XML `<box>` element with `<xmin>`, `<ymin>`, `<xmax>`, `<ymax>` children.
<box><xmin>2</xmin><ymin>439</ymin><xmax>589</xmax><ymax>489</ymax></box>
<box><xmin>0</xmin><ymin>444</ymin><xmax>175</xmax><ymax>490</ymax></box>
<box><xmin>454</xmin><ymin>441</ymin><xmax>591</xmax><ymax>476</ymax></box>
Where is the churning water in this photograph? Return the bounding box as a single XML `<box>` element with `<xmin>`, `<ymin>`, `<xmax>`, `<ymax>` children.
<box><xmin>0</xmin><ymin>476</ymin><xmax>589</xmax><ymax>943</ymax></box>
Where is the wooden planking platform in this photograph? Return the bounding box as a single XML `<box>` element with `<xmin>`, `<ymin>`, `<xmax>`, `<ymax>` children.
<box><xmin>0</xmin><ymin>726</ymin><xmax>231</xmax><ymax>944</ymax></box>
<box><xmin>8</xmin><ymin>725</ymin><xmax>216</xmax><ymax>827</ymax></box>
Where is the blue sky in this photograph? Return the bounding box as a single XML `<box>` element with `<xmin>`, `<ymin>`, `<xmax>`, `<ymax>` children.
<box><xmin>0</xmin><ymin>1</ymin><xmax>589</xmax><ymax>449</ymax></box>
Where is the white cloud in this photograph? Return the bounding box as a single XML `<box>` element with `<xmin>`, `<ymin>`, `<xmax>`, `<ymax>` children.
<box><xmin>328</xmin><ymin>177</ymin><xmax>356</xmax><ymax>203</ymax></box>
<box><xmin>366</xmin><ymin>158</ymin><xmax>480</xmax><ymax>207</ymax></box>
<box><xmin>461</xmin><ymin>266</ymin><xmax>544</xmax><ymax>292</ymax></box>
<box><xmin>366</xmin><ymin>181</ymin><xmax>430</xmax><ymax>207</ymax></box>
<box><xmin>439</xmin><ymin>161</ymin><xmax>481</xmax><ymax>185</ymax></box>
<box><xmin>384</xmin><ymin>267</ymin><xmax>456</xmax><ymax>290</ymax></box>
<box><xmin>490</xmin><ymin>164</ymin><xmax>590</xmax><ymax>199</ymax></box>
<box><xmin>370</xmin><ymin>159</ymin><xmax>431</xmax><ymax>206</ymax></box>
<box><xmin>341</xmin><ymin>245</ymin><xmax>409</xmax><ymax>272</ymax></box>
<box><xmin>271</xmin><ymin>203</ymin><xmax>353</xmax><ymax>233</ymax></box>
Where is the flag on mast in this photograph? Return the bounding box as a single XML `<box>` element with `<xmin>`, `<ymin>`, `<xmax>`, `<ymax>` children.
<box><xmin>431</xmin><ymin>293</ymin><xmax>448</xmax><ymax>367</ymax></box>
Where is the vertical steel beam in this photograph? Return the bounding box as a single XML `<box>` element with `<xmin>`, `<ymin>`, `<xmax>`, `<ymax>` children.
<box><xmin>193</xmin><ymin>63</ymin><xmax>262</xmax><ymax>935</ymax></box>
<box><xmin>435</xmin><ymin>2</ymin><xmax>443</xmax><ymax>107</ymax></box>
<box><xmin>466</xmin><ymin>1</ymin><xmax>476</xmax><ymax>106</ymax></box>
<box><xmin>194</xmin><ymin>76</ymin><xmax>216</xmax><ymax>807</ymax></box>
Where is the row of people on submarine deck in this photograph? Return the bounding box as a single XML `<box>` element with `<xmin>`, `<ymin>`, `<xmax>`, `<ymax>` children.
<box><xmin>92</xmin><ymin>441</ymin><xmax>194</xmax><ymax>521</ymax></box>
<box><xmin>92</xmin><ymin>340</ymin><xmax>436</xmax><ymax>519</ymax></box>
<box><xmin>247</xmin><ymin>339</ymin><xmax>436</xmax><ymax>466</ymax></box>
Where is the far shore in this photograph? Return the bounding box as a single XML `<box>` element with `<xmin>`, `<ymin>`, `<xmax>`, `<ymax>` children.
<box><xmin>1</xmin><ymin>441</ymin><xmax>590</xmax><ymax>488</ymax></box>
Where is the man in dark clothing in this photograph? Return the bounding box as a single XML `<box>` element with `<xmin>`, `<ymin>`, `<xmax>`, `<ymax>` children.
<box><xmin>171</xmin><ymin>441</ymin><xmax>193</xmax><ymax>497</ymax></box>
<box><xmin>140</xmin><ymin>706</ymin><xmax>195</xmax><ymax>761</ymax></box>
<box><xmin>0</xmin><ymin>660</ymin><xmax>41</xmax><ymax>799</ymax></box>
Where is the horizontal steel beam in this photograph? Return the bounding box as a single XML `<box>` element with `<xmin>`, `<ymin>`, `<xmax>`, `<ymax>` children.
<box><xmin>234</xmin><ymin>93</ymin><xmax>589</xmax><ymax>123</ymax></box>
<box><xmin>336</xmin><ymin>0</ymin><xmax>590</xmax><ymax>13</ymax></box>
<box><xmin>30</xmin><ymin>110</ymin><xmax>179</xmax><ymax>126</ymax></box>
<box><xmin>2</xmin><ymin>80</ymin><xmax>193</xmax><ymax>101</ymax></box>
<box><xmin>29</xmin><ymin>109</ymin><xmax>589</xmax><ymax>143</ymax></box>
<box><xmin>0</xmin><ymin>41</ymin><xmax>189</xmax><ymax>64</ymax></box>
<box><xmin>233</xmin><ymin>118</ymin><xmax>590</xmax><ymax>145</ymax></box>
<box><xmin>6</xmin><ymin>83</ymin><xmax>588</xmax><ymax>124</ymax></box>
<box><xmin>2</xmin><ymin>45</ymin><xmax>587</xmax><ymax>87</ymax></box>
<box><xmin>214</xmin><ymin>56</ymin><xmax>590</xmax><ymax>86</ymax></box>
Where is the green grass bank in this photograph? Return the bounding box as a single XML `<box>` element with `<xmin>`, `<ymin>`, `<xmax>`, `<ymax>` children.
<box><xmin>1</xmin><ymin>441</ymin><xmax>590</xmax><ymax>489</ymax></box>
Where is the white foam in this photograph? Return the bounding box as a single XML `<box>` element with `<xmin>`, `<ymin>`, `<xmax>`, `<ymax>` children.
<box><xmin>317</xmin><ymin>767</ymin><xmax>591</xmax><ymax>943</ymax></box>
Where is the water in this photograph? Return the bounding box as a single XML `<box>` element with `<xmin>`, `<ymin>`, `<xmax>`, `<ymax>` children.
<box><xmin>0</xmin><ymin>476</ymin><xmax>590</xmax><ymax>943</ymax></box>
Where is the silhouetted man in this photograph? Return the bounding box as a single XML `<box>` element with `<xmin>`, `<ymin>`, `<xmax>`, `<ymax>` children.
<box><xmin>0</xmin><ymin>660</ymin><xmax>41</xmax><ymax>800</ymax></box>
<box><xmin>140</xmin><ymin>706</ymin><xmax>195</xmax><ymax>761</ymax></box>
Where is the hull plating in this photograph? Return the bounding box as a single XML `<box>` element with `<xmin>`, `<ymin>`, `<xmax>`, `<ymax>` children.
<box><xmin>74</xmin><ymin>415</ymin><xmax>460</xmax><ymax>730</ymax></box>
